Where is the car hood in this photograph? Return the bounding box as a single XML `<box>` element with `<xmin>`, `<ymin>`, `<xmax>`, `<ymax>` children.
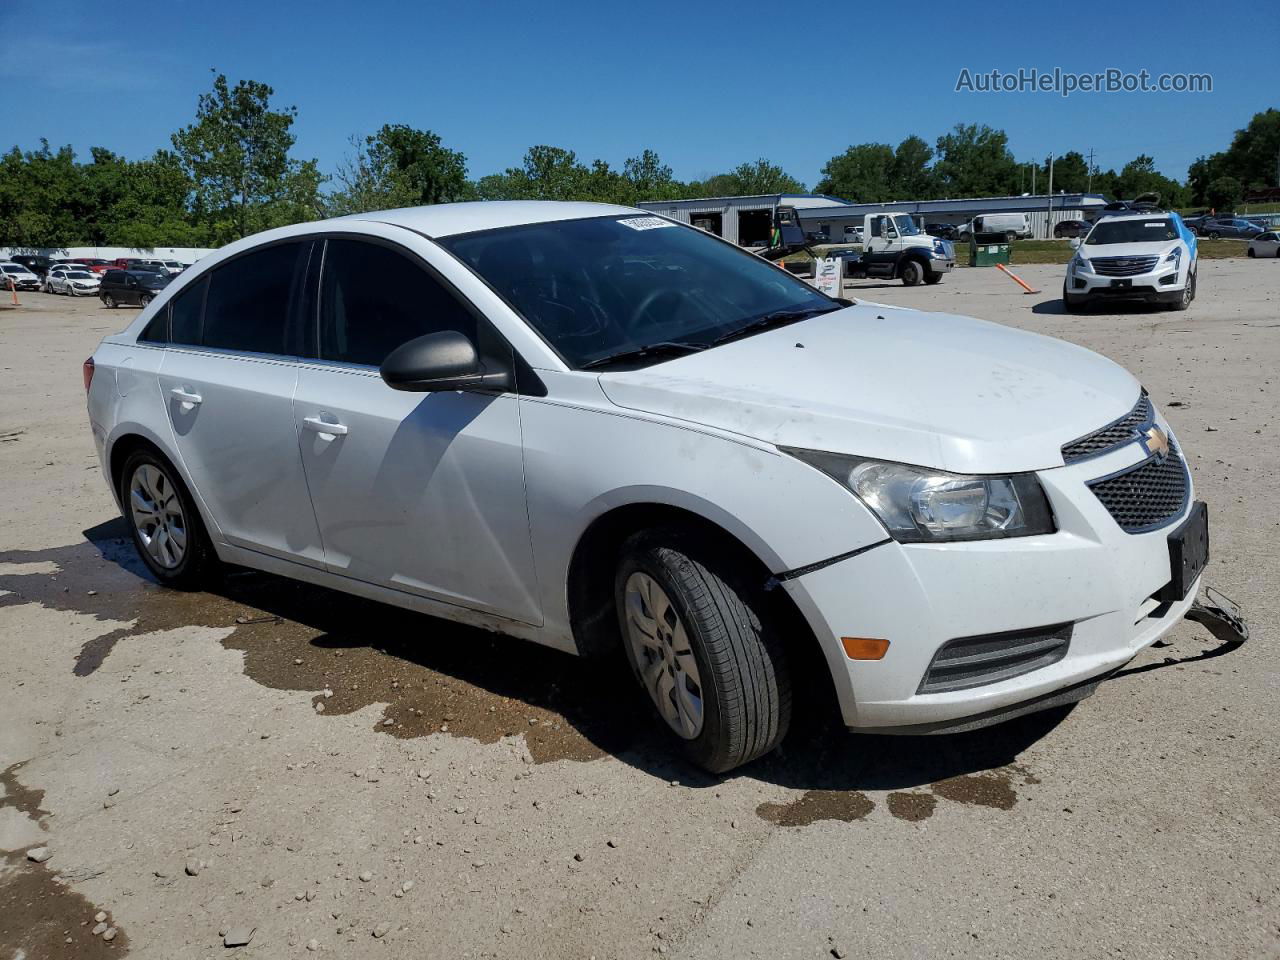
<box><xmin>1081</xmin><ymin>240</ymin><xmax>1178</xmax><ymax>258</ymax></box>
<box><xmin>597</xmin><ymin>303</ymin><xmax>1141</xmax><ymax>474</ymax></box>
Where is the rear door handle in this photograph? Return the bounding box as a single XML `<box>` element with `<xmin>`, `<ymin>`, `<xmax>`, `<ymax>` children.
<box><xmin>302</xmin><ymin>416</ymin><xmax>349</xmax><ymax>437</ymax></box>
<box><xmin>170</xmin><ymin>387</ymin><xmax>202</xmax><ymax>406</ymax></box>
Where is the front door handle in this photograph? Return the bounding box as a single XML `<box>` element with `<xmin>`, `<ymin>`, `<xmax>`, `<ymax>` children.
<box><xmin>302</xmin><ymin>416</ymin><xmax>349</xmax><ymax>437</ymax></box>
<box><xmin>170</xmin><ymin>387</ymin><xmax>202</xmax><ymax>406</ymax></box>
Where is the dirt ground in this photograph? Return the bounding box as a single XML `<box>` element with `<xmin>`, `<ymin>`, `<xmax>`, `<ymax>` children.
<box><xmin>1</xmin><ymin>259</ymin><xmax>1277</xmax><ymax>960</ymax></box>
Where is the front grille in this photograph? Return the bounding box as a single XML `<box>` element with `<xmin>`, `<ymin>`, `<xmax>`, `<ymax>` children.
<box><xmin>1087</xmin><ymin>446</ymin><xmax>1189</xmax><ymax>533</ymax></box>
<box><xmin>1092</xmin><ymin>255</ymin><xmax>1159</xmax><ymax>277</ymax></box>
<box><xmin>918</xmin><ymin>623</ymin><xmax>1072</xmax><ymax>694</ymax></box>
<box><xmin>1061</xmin><ymin>392</ymin><xmax>1152</xmax><ymax>464</ymax></box>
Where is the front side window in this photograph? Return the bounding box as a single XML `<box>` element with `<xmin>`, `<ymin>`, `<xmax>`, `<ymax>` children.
<box><xmin>317</xmin><ymin>239</ymin><xmax>476</xmax><ymax>367</ymax></box>
<box><xmin>441</xmin><ymin>215</ymin><xmax>837</xmax><ymax>368</ymax></box>
<box><xmin>202</xmin><ymin>242</ymin><xmax>304</xmax><ymax>355</ymax></box>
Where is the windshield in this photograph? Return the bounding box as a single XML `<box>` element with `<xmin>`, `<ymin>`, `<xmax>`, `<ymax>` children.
<box><xmin>893</xmin><ymin>215</ymin><xmax>921</xmax><ymax>236</ymax></box>
<box><xmin>2</xmin><ymin>265</ymin><xmax>23</xmax><ymax>273</ymax></box>
<box><xmin>441</xmin><ymin>215</ymin><xmax>839</xmax><ymax>368</ymax></box>
<box><xmin>1085</xmin><ymin>218</ymin><xmax>1178</xmax><ymax>245</ymax></box>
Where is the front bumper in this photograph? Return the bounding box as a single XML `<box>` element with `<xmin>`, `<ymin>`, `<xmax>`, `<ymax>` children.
<box><xmin>1069</xmin><ymin>263</ymin><xmax>1185</xmax><ymax>303</ymax></box>
<box><xmin>783</xmin><ymin>434</ymin><xmax>1205</xmax><ymax>730</ymax></box>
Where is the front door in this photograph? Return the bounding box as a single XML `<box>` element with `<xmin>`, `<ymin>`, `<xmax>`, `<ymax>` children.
<box><xmin>157</xmin><ymin>243</ymin><xmax>325</xmax><ymax>567</ymax></box>
<box><xmin>293</xmin><ymin>237</ymin><xmax>541</xmax><ymax>625</ymax></box>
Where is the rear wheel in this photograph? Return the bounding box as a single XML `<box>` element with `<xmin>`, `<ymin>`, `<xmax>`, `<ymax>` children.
<box><xmin>616</xmin><ymin>530</ymin><xmax>790</xmax><ymax>774</ymax></box>
<box><xmin>900</xmin><ymin>259</ymin><xmax>925</xmax><ymax>286</ymax></box>
<box><xmin>120</xmin><ymin>449</ymin><xmax>215</xmax><ymax>589</ymax></box>
<box><xmin>140</xmin><ymin>292</ymin><xmax>154</xmax><ymax>307</ymax></box>
<box><xmin>1006</xmin><ymin>231</ymin><xmax>1017</xmax><ymax>243</ymax></box>
<box><xmin>1208</xmin><ymin>231</ymin><xmax>1221</xmax><ymax>240</ymax></box>
<box><xmin>102</xmin><ymin>293</ymin><xmax>116</xmax><ymax>308</ymax></box>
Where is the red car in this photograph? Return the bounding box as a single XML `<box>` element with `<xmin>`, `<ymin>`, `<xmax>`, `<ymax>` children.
<box><xmin>73</xmin><ymin>258</ymin><xmax>116</xmax><ymax>275</ymax></box>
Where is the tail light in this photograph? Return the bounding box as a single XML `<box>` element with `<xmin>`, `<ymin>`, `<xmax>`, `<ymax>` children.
<box><xmin>82</xmin><ymin>357</ymin><xmax>95</xmax><ymax>393</ymax></box>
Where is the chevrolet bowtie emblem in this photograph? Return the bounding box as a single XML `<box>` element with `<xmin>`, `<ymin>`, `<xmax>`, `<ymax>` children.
<box><xmin>1142</xmin><ymin>424</ymin><xmax>1170</xmax><ymax>458</ymax></box>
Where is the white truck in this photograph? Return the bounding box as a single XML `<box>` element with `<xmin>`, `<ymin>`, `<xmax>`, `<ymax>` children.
<box><xmin>957</xmin><ymin>213</ymin><xmax>1031</xmax><ymax>243</ymax></box>
<box><xmin>772</xmin><ymin>207</ymin><xmax>955</xmax><ymax>286</ymax></box>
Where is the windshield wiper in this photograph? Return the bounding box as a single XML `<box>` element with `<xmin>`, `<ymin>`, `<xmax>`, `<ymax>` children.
<box><xmin>711</xmin><ymin>306</ymin><xmax>838</xmax><ymax>346</ymax></box>
<box><xmin>580</xmin><ymin>341</ymin><xmax>708</xmax><ymax>370</ymax></box>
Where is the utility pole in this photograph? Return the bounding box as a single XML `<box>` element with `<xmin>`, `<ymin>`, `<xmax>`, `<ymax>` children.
<box><xmin>1046</xmin><ymin>153</ymin><xmax>1054</xmax><ymax>239</ymax></box>
<box><xmin>1031</xmin><ymin>161</ymin><xmax>1036</xmax><ymax>197</ymax></box>
<box><xmin>1087</xmin><ymin>148</ymin><xmax>1095</xmax><ymax>194</ymax></box>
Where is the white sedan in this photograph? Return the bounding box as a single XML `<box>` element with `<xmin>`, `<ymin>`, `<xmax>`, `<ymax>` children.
<box><xmin>84</xmin><ymin>201</ymin><xmax>1214</xmax><ymax>772</ymax></box>
<box><xmin>1247</xmin><ymin>232</ymin><xmax>1280</xmax><ymax>258</ymax></box>
<box><xmin>47</xmin><ymin>266</ymin><xmax>102</xmax><ymax>296</ymax></box>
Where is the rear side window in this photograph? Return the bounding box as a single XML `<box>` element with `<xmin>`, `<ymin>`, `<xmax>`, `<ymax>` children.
<box><xmin>170</xmin><ymin>275</ymin><xmax>209</xmax><ymax>345</ymax></box>
<box><xmin>317</xmin><ymin>239</ymin><xmax>475</xmax><ymax>366</ymax></box>
<box><xmin>202</xmin><ymin>242</ymin><xmax>305</xmax><ymax>355</ymax></box>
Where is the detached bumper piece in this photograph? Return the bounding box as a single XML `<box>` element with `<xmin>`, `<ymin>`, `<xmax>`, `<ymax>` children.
<box><xmin>1186</xmin><ymin>586</ymin><xmax>1249</xmax><ymax>649</ymax></box>
<box><xmin>917</xmin><ymin>622</ymin><xmax>1072</xmax><ymax>694</ymax></box>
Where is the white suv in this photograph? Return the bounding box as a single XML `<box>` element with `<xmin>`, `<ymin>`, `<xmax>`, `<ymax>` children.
<box><xmin>1064</xmin><ymin>211</ymin><xmax>1197</xmax><ymax>311</ymax></box>
<box><xmin>85</xmin><ymin>201</ymin><xmax>1210</xmax><ymax>772</ymax></box>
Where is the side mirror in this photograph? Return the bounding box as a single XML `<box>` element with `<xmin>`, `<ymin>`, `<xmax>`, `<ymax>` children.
<box><xmin>380</xmin><ymin>329</ymin><xmax>513</xmax><ymax>393</ymax></box>
<box><xmin>1069</xmin><ymin>238</ymin><xmax>1081</xmax><ymax>249</ymax></box>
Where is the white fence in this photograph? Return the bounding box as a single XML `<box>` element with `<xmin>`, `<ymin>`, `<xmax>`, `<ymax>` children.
<box><xmin>0</xmin><ymin>245</ymin><xmax>216</xmax><ymax>264</ymax></box>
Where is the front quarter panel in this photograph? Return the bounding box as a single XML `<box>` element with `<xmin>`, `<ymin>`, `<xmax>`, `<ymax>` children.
<box><xmin>519</xmin><ymin>371</ymin><xmax>890</xmax><ymax>646</ymax></box>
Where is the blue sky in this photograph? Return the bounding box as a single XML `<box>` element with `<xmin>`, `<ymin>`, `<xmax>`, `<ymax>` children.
<box><xmin>1</xmin><ymin>0</ymin><xmax>1271</xmax><ymax>190</ymax></box>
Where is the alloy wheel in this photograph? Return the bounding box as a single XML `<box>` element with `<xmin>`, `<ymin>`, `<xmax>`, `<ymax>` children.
<box><xmin>623</xmin><ymin>572</ymin><xmax>705</xmax><ymax>739</ymax></box>
<box><xmin>129</xmin><ymin>463</ymin><xmax>187</xmax><ymax>569</ymax></box>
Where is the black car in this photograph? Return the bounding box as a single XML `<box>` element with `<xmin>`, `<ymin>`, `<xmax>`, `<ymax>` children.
<box><xmin>1197</xmin><ymin>217</ymin><xmax>1263</xmax><ymax>240</ymax></box>
<box><xmin>925</xmin><ymin>223</ymin><xmax>959</xmax><ymax>240</ymax></box>
<box><xmin>11</xmin><ymin>254</ymin><xmax>55</xmax><ymax>278</ymax></box>
<box><xmin>1053</xmin><ymin>219</ymin><xmax>1089</xmax><ymax>238</ymax></box>
<box><xmin>99</xmin><ymin>269</ymin><xmax>172</xmax><ymax>308</ymax></box>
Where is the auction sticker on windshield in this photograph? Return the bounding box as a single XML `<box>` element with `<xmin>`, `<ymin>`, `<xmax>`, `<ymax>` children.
<box><xmin>618</xmin><ymin>216</ymin><xmax>676</xmax><ymax>230</ymax></box>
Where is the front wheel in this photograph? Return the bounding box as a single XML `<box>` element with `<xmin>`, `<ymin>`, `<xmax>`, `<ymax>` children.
<box><xmin>120</xmin><ymin>449</ymin><xmax>215</xmax><ymax>589</ymax></box>
<box><xmin>900</xmin><ymin>259</ymin><xmax>925</xmax><ymax>286</ymax></box>
<box><xmin>616</xmin><ymin>531</ymin><xmax>790</xmax><ymax>774</ymax></box>
<box><xmin>1168</xmin><ymin>272</ymin><xmax>1194</xmax><ymax>311</ymax></box>
<box><xmin>1063</xmin><ymin>283</ymin><xmax>1085</xmax><ymax>313</ymax></box>
<box><xmin>1247</xmin><ymin>247</ymin><xmax>1256</xmax><ymax>258</ymax></box>
<box><xmin>139</xmin><ymin>292</ymin><xmax>154</xmax><ymax>307</ymax></box>
<box><xmin>924</xmin><ymin>271</ymin><xmax>943</xmax><ymax>285</ymax></box>
<box><xmin>102</xmin><ymin>294</ymin><xmax>117</xmax><ymax>308</ymax></box>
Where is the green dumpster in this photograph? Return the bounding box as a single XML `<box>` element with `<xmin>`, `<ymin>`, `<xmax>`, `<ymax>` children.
<box><xmin>968</xmin><ymin>230</ymin><xmax>1011</xmax><ymax>267</ymax></box>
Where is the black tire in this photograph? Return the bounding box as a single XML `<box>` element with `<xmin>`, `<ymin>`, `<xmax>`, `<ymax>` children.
<box><xmin>102</xmin><ymin>293</ymin><xmax>117</xmax><ymax>308</ymax></box>
<box><xmin>1247</xmin><ymin>247</ymin><xmax>1256</xmax><ymax>258</ymax></box>
<box><xmin>139</xmin><ymin>292</ymin><xmax>154</xmax><ymax>307</ymax></box>
<box><xmin>1208</xmin><ymin>231</ymin><xmax>1220</xmax><ymax>240</ymax></box>
<box><xmin>1168</xmin><ymin>271</ymin><xmax>1194</xmax><ymax>311</ymax></box>
<box><xmin>119</xmin><ymin>448</ymin><xmax>215</xmax><ymax>589</ymax></box>
<box><xmin>924</xmin><ymin>271</ymin><xmax>943</xmax><ymax>285</ymax></box>
<box><xmin>1006</xmin><ymin>231</ymin><xmax>1017</xmax><ymax>243</ymax></box>
<box><xmin>1062</xmin><ymin>283</ymin><xmax>1085</xmax><ymax>313</ymax></box>
<box><xmin>615</xmin><ymin>530</ymin><xmax>791</xmax><ymax>774</ymax></box>
<box><xmin>900</xmin><ymin>258</ymin><xmax>925</xmax><ymax>286</ymax></box>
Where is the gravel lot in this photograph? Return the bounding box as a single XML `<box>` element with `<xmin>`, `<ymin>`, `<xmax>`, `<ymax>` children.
<box><xmin>1</xmin><ymin>258</ymin><xmax>1277</xmax><ymax>959</ymax></box>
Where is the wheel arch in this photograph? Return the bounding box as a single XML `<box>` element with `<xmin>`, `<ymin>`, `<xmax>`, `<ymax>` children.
<box><xmin>106</xmin><ymin>427</ymin><xmax>222</xmax><ymax>543</ymax></box>
<box><xmin>895</xmin><ymin>250</ymin><xmax>931</xmax><ymax>278</ymax></box>
<box><xmin>565</xmin><ymin>500</ymin><xmax>839</xmax><ymax>714</ymax></box>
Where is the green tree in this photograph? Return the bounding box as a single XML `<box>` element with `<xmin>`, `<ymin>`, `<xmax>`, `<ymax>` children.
<box><xmin>815</xmin><ymin>143</ymin><xmax>895</xmax><ymax>202</ymax></box>
<box><xmin>891</xmin><ymin>135</ymin><xmax>936</xmax><ymax>200</ymax></box>
<box><xmin>1206</xmin><ymin>176</ymin><xmax>1243</xmax><ymax>210</ymax></box>
<box><xmin>1220</xmin><ymin>108</ymin><xmax>1280</xmax><ymax>190</ymax></box>
<box><xmin>933</xmin><ymin>123</ymin><xmax>1018</xmax><ymax>198</ymax></box>
<box><xmin>623</xmin><ymin>149</ymin><xmax>679</xmax><ymax>203</ymax></box>
<box><xmin>171</xmin><ymin>72</ymin><xmax>323</xmax><ymax>243</ymax></box>
<box><xmin>327</xmin><ymin>125</ymin><xmax>468</xmax><ymax>215</ymax></box>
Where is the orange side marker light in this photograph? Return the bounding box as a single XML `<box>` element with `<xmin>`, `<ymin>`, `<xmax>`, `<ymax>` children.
<box><xmin>841</xmin><ymin>636</ymin><xmax>890</xmax><ymax>661</ymax></box>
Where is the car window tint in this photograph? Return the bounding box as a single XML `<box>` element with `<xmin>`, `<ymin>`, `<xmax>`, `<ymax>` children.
<box><xmin>202</xmin><ymin>243</ymin><xmax>304</xmax><ymax>354</ymax></box>
<box><xmin>170</xmin><ymin>275</ymin><xmax>208</xmax><ymax>346</ymax></box>
<box><xmin>318</xmin><ymin>239</ymin><xmax>475</xmax><ymax>366</ymax></box>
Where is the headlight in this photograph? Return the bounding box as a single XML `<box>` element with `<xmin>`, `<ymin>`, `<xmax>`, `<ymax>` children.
<box><xmin>781</xmin><ymin>449</ymin><xmax>1056</xmax><ymax>542</ymax></box>
<box><xmin>1163</xmin><ymin>247</ymin><xmax>1182</xmax><ymax>264</ymax></box>
<box><xmin>1071</xmin><ymin>254</ymin><xmax>1092</xmax><ymax>273</ymax></box>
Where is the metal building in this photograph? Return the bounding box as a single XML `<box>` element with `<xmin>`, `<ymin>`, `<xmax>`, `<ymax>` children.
<box><xmin>792</xmin><ymin>193</ymin><xmax>1109</xmax><ymax>240</ymax></box>
<box><xmin>636</xmin><ymin>194</ymin><xmax>849</xmax><ymax>246</ymax></box>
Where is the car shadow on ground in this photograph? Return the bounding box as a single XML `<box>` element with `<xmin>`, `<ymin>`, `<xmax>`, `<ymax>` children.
<box><xmin>1031</xmin><ymin>296</ymin><xmax>1174</xmax><ymax>316</ymax></box>
<box><xmin>4</xmin><ymin>518</ymin><xmax>1075</xmax><ymax>794</ymax></box>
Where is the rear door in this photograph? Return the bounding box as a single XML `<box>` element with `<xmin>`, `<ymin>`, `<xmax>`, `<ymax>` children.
<box><xmin>157</xmin><ymin>241</ymin><xmax>325</xmax><ymax>567</ymax></box>
<box><xmin>292</xmin><ymin>236</ymin><xmax>540</xmax><ymax>624</ymax></box>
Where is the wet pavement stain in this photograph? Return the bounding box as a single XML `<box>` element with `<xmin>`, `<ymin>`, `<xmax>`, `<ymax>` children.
<box><xmin>0</xmin><ymin>851</ymin><xmax>128</xmax><ymax>957</ymax></box>
<box><xmin>0</xmin><ymin>521</ymin><xmax>646</xmax><ymax>764</ymax></box>
<box><xmin>885</xmin><ymin>791</ymin><xmax>937</xmax><ymax>822</ymax></box>
<box><xmin>0</xmin><ymin>761</ymin><xmax>52</xmax><ymax>826</ymax></box>
<box><xmin>756</xmin><ymin>789</ymin><xmax>875</xmax><ymax>827</ymax></box>
<box><xmin>929</xmin><ymin>771</ymin><xmax>1019</xmax><ymax>811</ymax></box>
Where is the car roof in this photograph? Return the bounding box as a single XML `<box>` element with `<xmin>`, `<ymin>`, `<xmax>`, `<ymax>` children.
<box><xmin>1094</xmin><ymin>211</ymin><xmax>1176</xmax><ymax>222</ymax></box>
<box><xmin>339</xmin><ymin>200</ymin><xmax>642</xmax><ymax>238</ymax></box>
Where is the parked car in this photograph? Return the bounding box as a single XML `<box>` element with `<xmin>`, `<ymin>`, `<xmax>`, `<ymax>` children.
<box><xmin>0</xmin><ymin>261</ymin><xmax>42</xmax><ymax>290</ymax></box>
<box><xmin>1064</xmin><ymin>210</ymin><xmax>1197</xmax><ymax>311</ymax></box>
<box><xmin>1197</xmin><ymin>217</ymin><xmax>1263</xmax><ymax>240</ymax></box>
<box><xmin>84</xmin><ymin>201</ymin><xmax>1217</xmax><ymax>773</ymax></box>
<box><xmin>957</xmin><ymin>213</ymin><xmax>1030</xmax><ymax>243</ymax></box>
<box><xmin>98</xmin><ymin>269</ymin><xmax>172</xmax><ymax>307</ymax></box>
<box><xmin>1054</xmin><ymin>219</ymin><xmax>1089</xmax><ymax>239</ymax></box>
<box><xmin>113</xmin><ymin>257</ymin><xmax>179</xmax><ymax>274</ymax></box>
<box><xmin>10</xmin><ymin>254</ymin><xmax>55</xmax><ymax>278</ymax></box>
<box><xmin>46</xmin><ymin>265</ymin><xmax>102</xmax><ymax>296</ymax></box>
<box><xmin>925</xmin><ymin>223</ymin><xmax>958</xmax><ymax>241</ymax></box>
<box><xmin>73</xmin><ymin>257</ymin><xmax>117</xmax><ymax>275</ymax></box>
<box><xmin>1247</xmin><ymin>232</ymin><xmax>1280</xmax><ymax>258</ymax></box>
